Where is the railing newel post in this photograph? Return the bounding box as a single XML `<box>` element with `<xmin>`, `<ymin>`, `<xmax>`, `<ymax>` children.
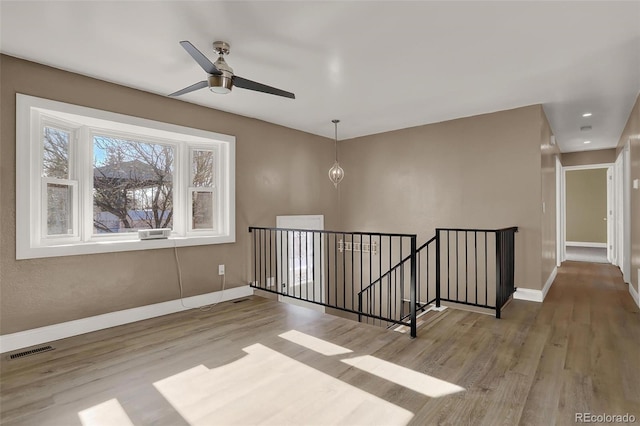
<box><xmin>409</xmin><ymin>235</ymin><xmax>417</xmax><ymax>338</ymax></box>
<box><xmin>435</xmin><ymin>229</ymin><xmax>441</xmax><ymax>308</ymax></box>
<box><xmin>495</xmin><ymin>230</ymin><xmax>502</xmax><ymax>319</ymax></box>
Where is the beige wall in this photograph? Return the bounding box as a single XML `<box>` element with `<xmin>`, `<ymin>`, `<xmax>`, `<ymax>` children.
<box><xmin>0</xmin><ymin>55</ymin><xmax>339</xmax><ymax>334</ymax></box>
<box><xmin>561</xmin><ymin>149</ymin><xmax>616</xmax><ymax>167</ymax></box>
<box><xmin>540</xmin><ymin>112</ymin><xmax>560</xmax><ymax>285</ymax></box>
<box><xmin>338</xmin><ymin>105</ymin><xmax>545</xmax><ymax>290</ymax></box>
<box><xmin>617</xmin><ymin>93</ymin><xmax>640</xmax><ymax>294</ymax></box>
<box><xmin>565</xmin><ymin>169</ymin><xmax>607</xmax><ymax>243</ymax></box>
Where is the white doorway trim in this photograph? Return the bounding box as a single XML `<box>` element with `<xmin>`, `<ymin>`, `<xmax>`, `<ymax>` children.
<box><xmin>276</xmin><ymin>215</ymin><xmax>325</xmax><ymax>313</ymax></box>
<box><xmin>616</xmin><ymin>143</ymin><xmax>631</xmax><ymax>283</ymax></box>
<box><xmin>606</xmin><ymin>166</ymin><xmax>614</xmax><ymax>263</ymax></box>
<box><xmin>556</xmin><ymin>156</ymin><xmax>564</xmax><ymax>267</ymax></box>
<box><xmin>561</xmin><ymin>163</ymin><xmax>614</xmax><ymax>264</ymax></box>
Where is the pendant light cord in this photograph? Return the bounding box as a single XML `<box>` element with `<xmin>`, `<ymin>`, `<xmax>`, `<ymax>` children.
<box><xmin>333</xmin><ymin>119</ymin><xmax>340</xmax><ymax>162</ymax></box>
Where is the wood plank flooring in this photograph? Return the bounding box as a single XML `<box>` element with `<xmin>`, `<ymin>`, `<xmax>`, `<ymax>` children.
<box><xmin>1</xmin><ymin>261</ymin><xmax>638</xmax><ymax>425</ymax></box>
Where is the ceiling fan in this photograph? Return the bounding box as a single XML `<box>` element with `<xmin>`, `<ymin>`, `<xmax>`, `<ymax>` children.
<box><xmin>169</xmin><ymin>41</ymin><xmax>295</xmax><ymax>99</ymax></box>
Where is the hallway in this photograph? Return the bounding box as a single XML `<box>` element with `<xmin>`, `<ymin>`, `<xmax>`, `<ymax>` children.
<box><xmin>518</xmin><ymin>261</ymin><xmax>640</xmax><ymax>424</ymax></box>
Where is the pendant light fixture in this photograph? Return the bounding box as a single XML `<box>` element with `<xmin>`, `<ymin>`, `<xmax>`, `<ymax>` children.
<box><xmin>328</xmin><ymin>119</ymin><xmax>345</xmax><ymax>188</ymax></box>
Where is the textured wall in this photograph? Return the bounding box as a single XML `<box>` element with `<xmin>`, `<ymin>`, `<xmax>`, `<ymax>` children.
<box><xmin>338</xmin><ymin>105</ymin><xmax>544</xmax><ymax>290</ymax></box>
<box><xmin>0</xmin><ymin>55</ymin><xmax>338</xmax><ymax>334</ymax></box>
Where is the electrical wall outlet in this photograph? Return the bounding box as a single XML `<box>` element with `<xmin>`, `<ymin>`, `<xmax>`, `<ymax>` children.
<box><xmin>218</xmin><ymin>264</ymin><xmax>225</xmax><ymax>275</ymax></box>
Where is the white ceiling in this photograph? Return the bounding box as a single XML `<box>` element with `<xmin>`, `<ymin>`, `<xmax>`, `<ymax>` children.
<box><xmin>1</xmin><ymin>1</ymin><xmax>639</xmax><ymax>153</ymax></box>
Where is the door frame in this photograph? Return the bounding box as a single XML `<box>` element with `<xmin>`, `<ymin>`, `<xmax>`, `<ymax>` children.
<box><xmin>607</xmin><ymin>166</ymin><xmax>614</xmax><ymax>263</ymax></box>
<box><xmin>616</xmin><ymin>143</ymin><xmax>632</xmax><ymax>283</ymax></box>
<box><xmin>560</xmin><ymin>163</ymin><xmax>614</xmax><ymax>263</ymax></box>
<box><xmin>556</xmin><ymin>156</ymin><xmax>564</xmax><ymax>266</ymax></box>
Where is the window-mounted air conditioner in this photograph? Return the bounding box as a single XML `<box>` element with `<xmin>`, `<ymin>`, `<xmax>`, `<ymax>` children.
<box><xmin>138</xmin><ymin>228</ymin><xmax>171</xmax><ymax>240</ymax></box>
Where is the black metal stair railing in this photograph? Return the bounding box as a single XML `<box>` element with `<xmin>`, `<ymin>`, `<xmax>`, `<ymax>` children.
<box><xmin>435</xmin><ymin>227</ymin><xmax>518</xmax><ymax>318</ymax></box>
<box><xmin>248</xmin><ymin>227</ymin><xmax>419</xmax><ymax>337</ymax></box>
<box><xmin>249</xmin><ymin>226</ymin><xmax>518</xmax><ymax>338</ymax></box>
<box><xmin>357</xmin><ymin>236</ymin><xmax>437</xmax><ymax>329</ymax></box>
<box><xmin>358</xmin><ymin>227</ymin><xmax>519</xmax><ymax>326</ymax></box>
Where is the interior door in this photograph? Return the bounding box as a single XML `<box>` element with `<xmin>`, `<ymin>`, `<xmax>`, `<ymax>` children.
<box><xmin>276</xmin><ymin>215</ymin><xmax>325</xmax><ymax>313</ymax></box>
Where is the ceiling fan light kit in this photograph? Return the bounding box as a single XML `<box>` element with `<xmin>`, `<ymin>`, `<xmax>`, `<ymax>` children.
<box><xmin>169</xmin><ymin>40</ymin><xmax>295</xmax><ymax>99</ymax></box>
<box><xmin>208</xmin><ymin>74</ymin><xmax>233</xmax><ymax>94</ymax></box>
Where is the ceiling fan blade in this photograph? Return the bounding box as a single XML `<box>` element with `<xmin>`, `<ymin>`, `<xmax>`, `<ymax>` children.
<box><xmin>169</xmin><ymin>80</ymin><xmax>208</xmax><ymax>97</ymax></box>
<box><xmin>179</xmin><ymin>41</ymin><xmax>221</xmax><ymax>75</ymax></box>
<box><xmin>233</xmin><ymin>75</ymin><xmax>295</xmax><ymax>99</ymax></box>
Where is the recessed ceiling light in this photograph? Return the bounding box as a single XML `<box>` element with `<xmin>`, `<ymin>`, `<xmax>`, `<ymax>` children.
<box><xmin>582</xmin><ymin>112</ymin><xmax>592</xmax><ymax>117</ymax></box>
<box><xmin>584</xmin><ymin>140</ymin><xmax>591</xmax><ymax>144</ymax></box>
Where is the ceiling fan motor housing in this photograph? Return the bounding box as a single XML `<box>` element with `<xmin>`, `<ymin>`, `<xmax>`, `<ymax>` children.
<box><xmin>209</xmin><ymin>55</ymin><xmax>234</xmax><ymax>94</ymax></box>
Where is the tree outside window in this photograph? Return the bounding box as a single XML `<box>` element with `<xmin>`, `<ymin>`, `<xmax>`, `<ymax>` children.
<box><xmin>93</xmin><ymin>136</ymin><xmax>174</xmax><ymax>233</ymax></box>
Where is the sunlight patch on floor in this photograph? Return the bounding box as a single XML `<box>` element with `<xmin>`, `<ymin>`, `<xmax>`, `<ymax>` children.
<box><xmin>153</xmin><ymin>343</ymin><xmax>414</xmax><ymax>426</ymax></box>
<box><xmin>342</xmin><ymin>355</ymin><xmax>465</xmax><ymax>398</ymax></box>
<box><xmin>78</xmin><ymin>398</ymin><xmax>134</xmax><ymax>426</ymax></box>
<box><xmin>278</xmin><ymin>329</ymin><xmax>353</xmax><ymax>355</ymax></box>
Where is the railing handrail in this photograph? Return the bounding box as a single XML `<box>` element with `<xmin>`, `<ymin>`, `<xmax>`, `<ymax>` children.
<box><xmin>358</xmin><ymin>235</ymin><xmax>435</xmax><ymax>298</ymax></box>
<box><xmin>435</xmin><ymin>226</ymin><xmax>519</xmax><ymax>233</ymax></box>
<box><xmin>249</xmin><ymin>226</ymin><xmax>418</xmax><ymax>239</ymax></box>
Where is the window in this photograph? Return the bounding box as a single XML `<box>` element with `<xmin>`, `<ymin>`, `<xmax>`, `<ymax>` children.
<box><xmin>92</xmin><ymin>135</ymin><xmax>175</xmax><ymax>234</ymax></box>
<box><xmin>16</xmin><ymin>94</ymin><xmax>235</xmax><ymax>259</ymax></box>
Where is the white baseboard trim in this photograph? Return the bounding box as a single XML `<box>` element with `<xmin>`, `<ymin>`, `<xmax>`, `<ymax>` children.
<box><xmin>565</xmin><ymin>241</ymin><xmax>607</xmax><ymax>248</ymax></box>
<box><xmin>513</xmin><ymin>266</ymin><xmax>557</xmax><ymax>303</ymax></box>
<box><xmin>0</xmin><ymin>285</ymin><xmax>253</xmax><ymax>354</ymax></box>
<box><xmin>630</xmin><ymin>283</ymin><xmax>640</xmax><ymax>309</ymax></box>
<box><xmin>542</xmin><ymin>266</ymin><xmax>558</xmax><ymax>299</ymax></box>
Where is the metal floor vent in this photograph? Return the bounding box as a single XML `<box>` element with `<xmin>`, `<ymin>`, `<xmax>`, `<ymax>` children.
<box><xmin>232</xmin><ymin>298</ymin><xmax>249</xmax><ymax>304</ymax></box>
<box><xmin>9</xmin><ymin>345</ymin><xmax>54</xmax><ymax>360</ymax></box>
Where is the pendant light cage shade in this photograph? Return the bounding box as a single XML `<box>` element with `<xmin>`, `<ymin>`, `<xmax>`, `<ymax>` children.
<box><xmin>328</xmin><ymin>161</ymin><xmax>344</xmax><ymax>188</ymax></box>
<box><xmin>329</xmin><ymin>119</ymin><xmax>344</xmax><ymax>188</ymax></box>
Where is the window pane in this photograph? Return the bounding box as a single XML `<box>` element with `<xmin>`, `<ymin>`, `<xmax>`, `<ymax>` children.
<box><xmin>192</xmin><ymin>150</ymin><xmax>214</xmax><ymax>187</ymax></box>
<box><xmin>93</xmin><ymin>136</ymin><xmax>174</xmax><ymax>233</ymax></box>
<box><xmin>290</xmin><ymin>232</ymin><xmax>312</xmax><ymax>286</ymax></box>
<box><xmin>47</xmin><ymin>183</ymin><xmax>73</xmax><ymax>235</ymax></box>
<box><xmin>192</xmin><ymin>191</ymin><xmax>214</xmax><ymax>230</ymax></box>
<box><xmin>43</xmin><ymin>127</ymin><xmax>69</xmax><ymax>179</ymax></box>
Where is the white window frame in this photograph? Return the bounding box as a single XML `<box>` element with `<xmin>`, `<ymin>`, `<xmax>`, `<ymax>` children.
<box><xmin>16</xmin><ymin>94</ymin><xmax>236</xmax><ymax>259</ymax></box>
<box><xmin>187</xmin><ymin>146</ymin><xmax>218</xmax><ymax>234</ymax></box>
<box><xmin>38</xmin><ymin>117</ymin><xmax>81</xmax><ymax>244</ymax></box>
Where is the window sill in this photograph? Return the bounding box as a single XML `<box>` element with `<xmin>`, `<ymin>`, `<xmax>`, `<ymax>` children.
<box><xmin>16</xmin><ymin>234</ymin><xmax>235</xmax><ymax>260</ymax></box>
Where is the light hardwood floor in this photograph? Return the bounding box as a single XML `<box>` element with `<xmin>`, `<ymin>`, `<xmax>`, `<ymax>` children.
<box><xmin>1</xmin><ymin>261</ymin><xmax>638</xmax><ymax>425</ymax></box>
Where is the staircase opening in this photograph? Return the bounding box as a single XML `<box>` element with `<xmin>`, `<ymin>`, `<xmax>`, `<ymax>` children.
<box><xmin>249</xmin><ymin>226</ymin><xmax>518</xmax><ymax>338</ymax></box>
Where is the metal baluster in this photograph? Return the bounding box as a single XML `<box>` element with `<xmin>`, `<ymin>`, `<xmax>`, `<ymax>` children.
<box><xmin>465</xmin><ymin>230</ymin><xmax>468</xmax><ymax>303</ymax></box>
<box><xmin>474</xmin><ymin>231</ymin><xmax>478</xmax><ymax>305</ymax></box>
